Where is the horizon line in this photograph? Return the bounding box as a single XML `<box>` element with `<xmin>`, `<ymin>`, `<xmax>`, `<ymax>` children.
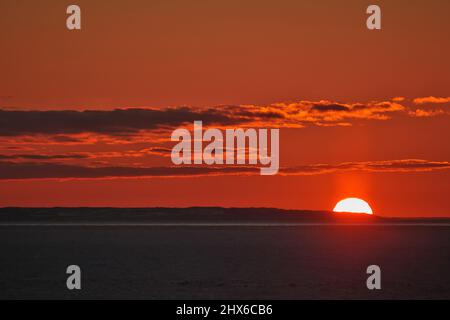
<box><xmin>0</xmin><ymin>206</ymin><xmax>449</xmax><ymax>219</ymax></box>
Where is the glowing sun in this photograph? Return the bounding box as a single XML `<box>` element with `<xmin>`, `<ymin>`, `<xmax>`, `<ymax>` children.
<box><xmin>333</xmin><ymin>198</ymin><xmax>373</xmax><ymax>215</ymax></box>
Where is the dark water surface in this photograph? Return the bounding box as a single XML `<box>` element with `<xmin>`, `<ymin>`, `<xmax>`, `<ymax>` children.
<box><xmin>1</xmin><ymin>225</ymin><xmax>449</xmax><ymax>299</ymax></box>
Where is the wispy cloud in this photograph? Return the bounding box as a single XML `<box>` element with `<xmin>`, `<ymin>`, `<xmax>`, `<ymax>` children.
<box><xmin>409</xmin><ymin>109</ymin><xmax>446</xmax><ymax>117</ymax></box>
<box><xmin>0</xmin><ymin>159</ymin><xmax>448</xmax><ymax>180</ymax></box>
<box><xmin>413</xmin><ymin>96</ymin><xmax>450</xmax><ymax>104</ymax></box>
<box><xmin>283</xmin><ymin>159</ymin><xmax>450</xmax><ymax>175</ymax></box>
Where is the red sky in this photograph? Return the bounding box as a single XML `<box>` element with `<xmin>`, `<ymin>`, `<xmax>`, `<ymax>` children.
<box><xmin>0</xmin><ymin>0</ymin><xmax>449</xmax><ymax>216</ymax></box>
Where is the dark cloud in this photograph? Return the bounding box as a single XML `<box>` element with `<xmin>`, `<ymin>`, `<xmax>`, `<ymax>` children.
<box><xmin>0</xmin><ymin>153</ymin><xmax>88</xmax><ymax>160</ymax></box>
<box><xmin>0</xmin><ymin>161</ymin><xmax>259</xmax><ymax>179</ymax></box>
<box><xmin>0</xmin><ymin>159</ymin><xmax>448</xmax><ymax>180</ymax></box>
<box><xmin>311</xmin><ymin>104</ymin><xmax>349</xmax><ymax>112</ymax></box>
<box><xmin>0</xmin><ymin>108</ymin><xmax>247</xmax><ymax>137</ymax></box>
<box><xmin>1</xmin><ymin>97</ymin><xmax>445</xmax><ymax>139</ymax></box>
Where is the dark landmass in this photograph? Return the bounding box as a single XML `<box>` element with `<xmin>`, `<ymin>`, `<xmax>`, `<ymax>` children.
<box><xmin>0</xmin><ymin>207</ymin><xmax>449</xmax><ymax>224</ymax></box>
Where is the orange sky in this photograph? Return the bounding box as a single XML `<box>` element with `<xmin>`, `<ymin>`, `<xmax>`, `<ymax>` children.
<box><xmin>0</xmin><ymin>0</ymin><xmax>449</xmax><ymax>216</ymax></box>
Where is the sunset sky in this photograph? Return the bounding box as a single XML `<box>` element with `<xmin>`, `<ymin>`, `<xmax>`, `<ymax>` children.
<box><xmin>0</xmin><ymin>0</ymin><xmax>449</xmax><ymax>216</ymax></box>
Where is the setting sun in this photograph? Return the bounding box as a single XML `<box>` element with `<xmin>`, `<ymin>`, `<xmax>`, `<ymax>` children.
<box><xmin>333</xmin><ymin>198</ymin><xmax>373</xmax><ymax>215</ymax></box>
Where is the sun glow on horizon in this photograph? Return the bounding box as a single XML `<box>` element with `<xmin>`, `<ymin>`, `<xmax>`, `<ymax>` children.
<box><xmin>333</xmin><ymin>198</ymin><xmax>373</xmax><ymax>215</ymax></box>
